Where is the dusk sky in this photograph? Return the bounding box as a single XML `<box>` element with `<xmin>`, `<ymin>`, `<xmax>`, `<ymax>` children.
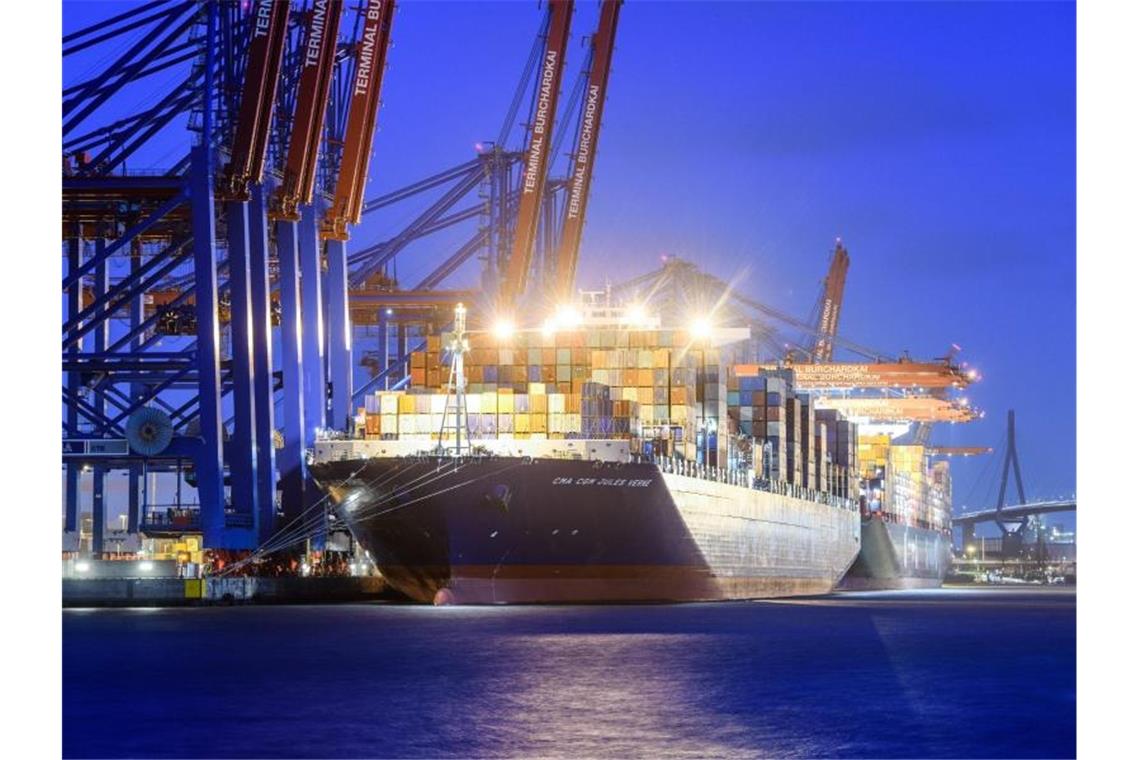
<box><xmin>63</xmin><ymin>1</ymin><xmax>1075</xmax><ymax>514</ymax></box>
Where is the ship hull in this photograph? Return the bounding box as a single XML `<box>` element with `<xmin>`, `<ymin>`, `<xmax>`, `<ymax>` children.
<box><xmin>839</xmin><ymin>515</ymin><xmax>953</xmax><ymax>590</ymax></box>
<box><xmin>310</xmin><ymin>457</ymin><xmax>861</xmax><ymax>604</ymax></box>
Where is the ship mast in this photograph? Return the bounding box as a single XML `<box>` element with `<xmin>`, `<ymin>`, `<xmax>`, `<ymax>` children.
<box><xmin>440</xmin><ymin>303</ymin><xmax>471</xmax><ymax>457</ymax></box>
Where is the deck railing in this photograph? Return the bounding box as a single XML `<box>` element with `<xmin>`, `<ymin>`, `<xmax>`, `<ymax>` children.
<box><xmin>652</xmin><ymin>455</ymin><xmax>857</xmax><ymax>511</ymax></box>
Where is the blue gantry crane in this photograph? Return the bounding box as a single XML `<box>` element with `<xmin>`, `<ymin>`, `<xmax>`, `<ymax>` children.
<box><xmin>62</xmin><ymin>0</ymin><xmax>625</xmax><ymax>563</ymax></box>
<box><xmin>62</xmin><ymin>0</ymin><xmax>394</xmax><ymax>555</ymax></box>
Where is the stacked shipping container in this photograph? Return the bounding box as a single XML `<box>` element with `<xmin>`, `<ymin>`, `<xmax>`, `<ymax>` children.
<box><xmin>358</xmin><ymin>382</ymin><xmax>641</xmax><ymax>444</ymax></box>
<box><xmin>369</xmin><ymin>327</ymin><xmax>864</xmax><ymax>502</ymax></box>
<box><xmin>403</xmin><ymin>328</ymin><xmax>730</xmax><ymax>466</ymax></box>
<box><xmin>725</xmin><ymin>366</ymin><xmax>858</xmax><ymax>501</ymax></box>
<box><xmin>849</xmin><ymin>436</ymin><xmax>953</xmax><ymax>531</ymax></box>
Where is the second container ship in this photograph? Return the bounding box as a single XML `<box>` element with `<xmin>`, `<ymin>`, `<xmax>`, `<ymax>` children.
<box><xmin>840</xmin><ymin>439</ymin><xmax>954</xmax><ymax>589</ymax></box>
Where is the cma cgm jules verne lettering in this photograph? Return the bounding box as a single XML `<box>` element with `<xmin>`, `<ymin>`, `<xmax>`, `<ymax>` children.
<box><xmin>309</xmin><ymin>302</ymin><xmax>863</xmax><ymax>604</ymax></box>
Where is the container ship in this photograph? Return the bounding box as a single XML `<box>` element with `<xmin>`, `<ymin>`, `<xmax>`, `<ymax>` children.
<box><xmin>308</xmin><ymin>301</ymin><xmax>864</xmax><ymax>604</ymax></box>
<box><xmin>839</xmin><ymin>438</ymin><xmax>954</xmax><ymax>589</ymax></box>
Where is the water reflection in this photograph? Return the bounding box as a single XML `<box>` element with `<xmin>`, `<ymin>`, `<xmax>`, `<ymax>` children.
<box><xmin>63</xmin><ymin>591</ymin><xmax>1075</xmax><ymax>759</ymax></box>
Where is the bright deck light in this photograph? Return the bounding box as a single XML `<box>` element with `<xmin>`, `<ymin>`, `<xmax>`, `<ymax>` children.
<box><xmin>492</xmin><ymin>318</ymin><xmax>515</xmax><ymax>340</ymax></box>
<box><xmin>75</xmin><ymin>561</ymin><xmax>91</xmax><ymax>573</ymax></box>
<box><xmin>689</xmin><ymin>317</ymin><xmax>712</xmax><ymax>338</ymax></box>
<box><xmin>554</xmin><ymin>305</ymin><xmax>581</xmax><ymax>328</ymax></box>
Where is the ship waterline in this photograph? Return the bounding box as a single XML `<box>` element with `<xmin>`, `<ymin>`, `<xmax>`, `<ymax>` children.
<box><xmin>310</xmin><ymin>453</ymin><xmax>861</xmax><ymax>604</ymax></box>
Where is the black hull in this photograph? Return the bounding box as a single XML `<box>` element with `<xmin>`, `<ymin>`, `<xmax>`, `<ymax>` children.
<box><xmin>310</xmin><ymin>456</ymin><xmax>859</xmax><ymax>604</ymax></box>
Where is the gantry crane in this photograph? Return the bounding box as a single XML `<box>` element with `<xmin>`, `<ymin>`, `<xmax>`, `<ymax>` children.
<box><xmin>265</xmin><ymin>0</ymin><xmax>344</xmax><ymax>528</ymax></box>
<box><xmin>500</xmin><ymin>0</ymin><xmax>574</xmax><ymax>307</ymax></box>
<box><xmin>810</xmin><ymin>240</ymin><xmax>849</xmax><ymax>363</ymax></box>
<box><xmin>321</xmin><ymin>0</ymin><xmax>397</xmax><ymax>431</ymax></box>
<box><xmin>269</xmin><ymin>0</ymin><xmax>343</xmax><ymax>222</ymax></box>
<box><xmin>914</xmin><ymin>344</ymin><xmax>963</xmax><ymax>445</ymax></box>
<box><xmin>551</xmin><ymin>0</ymin><xmax>621</xmax><ymax>302</ymax></box>
<box><xmin>321</xmin><ymin>0</ymin><xmax>396</xmax><ymax>241</ymax></box>
<box><xmin>219</xmin><ymin>0</ymin><xmax>289</xmax><ymax>201</ymax></box>
<box><xmin>737</xmin><ymin>359</ymin><xmax>974</xmax><ymax>390</ymax></box>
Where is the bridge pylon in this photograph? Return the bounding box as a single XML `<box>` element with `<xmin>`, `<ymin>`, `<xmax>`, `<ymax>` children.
<box><xmin>996</xmin><ymin>410</ymin><xmax>1030</xmax><ymax>553</ymax></box>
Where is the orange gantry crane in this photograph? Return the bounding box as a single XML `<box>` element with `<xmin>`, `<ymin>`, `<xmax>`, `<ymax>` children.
<box><xmin>812</xmin><ymin>396</ymin><xmax>980</xmax><ymax>424</ymax></box>
<box><xmin>739</xmin><ymin>358</ymin><xmax>975</xmax><ymax>391</ymax></box>
<box><xmin>551</xmin><ymin>0</ymin><xmax>622</xmax><ymax>302</ymax></box>
<box><xmin>321</xmin><ymin>0</ymin><xmax>396</xmax><ymax>241</ymax></box>
<box><xmin>219</xmin><ymin>0</ymin><xmax>289</xmax><ymax>200</ymax></box>
<box><xmin>269</xmin><ymin>0</ymin><xmax>343</xmax><ymax>222</ymax></box>
<box><xmin>500</xmin><ymin>0</ymin><xmax>575</xmax><ymax>307</ymax></box>
<box><xmin>811</xmin><ymin>240</ymin><xmax>850</xmax><ymax>363</ymax></box>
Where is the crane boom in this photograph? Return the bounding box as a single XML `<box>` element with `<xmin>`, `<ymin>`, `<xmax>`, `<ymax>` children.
<box><xmin>813</xmin><ymin>396</ymin><xmax>980</xmax><ymax>424</ymax></box>
<box><xmin>322</xmin><ymin>0</ymin><xmax>396</xmax><ymax>241</ymax></box>
<box><xmin>914</xmin><ymin>344</ymin><xmax>962</xmax><ymax>445</ymax></box>
<box><xmin>269</xmin><ymin>0</ymin><xmax>343</xmax><ymax>221</ymax></box>
<box><xmin>500</xmin><ymin>0</ymin><xmax>574</xmax><ymax>306</ymax></box>
<box><xmin>812</xmin><ymin>240</ymin><xmax>849</xmax><ymax>362</ymax></box>
<box><xmin>551</xmin><ymin>0</ymin><xmax>621</xmax><ymax>301</ymax></box>
<box><xmin>927</xmin><ymin>446</ymin><xmax>992</xmax><ymax>457</ymax></box>
<box><xmin>737</xmin><ymin>360</ymin><xmax>975</xmax><ymax>390</ymax></box>
<box><xmin>221</xmin><ymin>0</ymin><xmax>289</xmax><ymax>200</ymax></box>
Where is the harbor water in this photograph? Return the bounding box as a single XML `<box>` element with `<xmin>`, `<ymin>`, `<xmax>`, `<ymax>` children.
<box><xmin>62</xmin><ymin>587</ymin><xmax>1075</xmax><ymax>758</ymax></box>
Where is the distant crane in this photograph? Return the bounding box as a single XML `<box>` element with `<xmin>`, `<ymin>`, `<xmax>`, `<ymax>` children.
<box><xmin>810</xmin><ymin>240</ymin><xmax>850</xmax><ymax>363</ymax></box>
<box><xmin>914</xmin><ymin>344</ymin><xmax>963</xmax><ymax>445</ymax></box>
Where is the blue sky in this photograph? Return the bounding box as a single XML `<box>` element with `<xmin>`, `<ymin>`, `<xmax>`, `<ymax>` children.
<box><xmin>64</xmin><ymin>1</ymin><xmax>1075</xmax><ymax>515</ymax></box>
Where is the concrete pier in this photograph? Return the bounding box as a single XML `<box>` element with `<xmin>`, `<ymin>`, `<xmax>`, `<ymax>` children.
<box><xmin>62</xmin><ymin>576</ymin><xmax>390</xmax><ymax>607</ymax></box>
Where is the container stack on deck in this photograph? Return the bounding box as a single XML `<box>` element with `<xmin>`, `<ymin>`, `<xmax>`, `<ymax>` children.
<box><xmin>855</xmin><ymin>435</ymin><xmax>952</xmax><ymax>531</ymax></box>
<box><xmin>359</xmin><ymin>382</ymin><xmax>640</xmax><ymax>443</ymax></box>
<box><xmin>391</xmin><ymin>328</ymin><xmax>732</xmax><ymax>465</ymax></box>
<box><xmin>358</xmin><ymin>326</ymin><xmax>858</xmax><ymax>501</ymax></box>
<box><xmin>927</xmin><ymin>460</ymin><xmax>952</xmax><ymax>532</ymax></box>
<box><xmin>725</xmin><ymin>366</ymin><xmax>859</xmax><ymax>500</ymax></box>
